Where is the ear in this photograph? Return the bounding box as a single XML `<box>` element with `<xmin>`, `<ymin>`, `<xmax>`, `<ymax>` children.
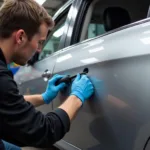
<box><xmin>15</xmin><ymin>29</ymin><xmax>27</xmax><ymax>44</ymax></box>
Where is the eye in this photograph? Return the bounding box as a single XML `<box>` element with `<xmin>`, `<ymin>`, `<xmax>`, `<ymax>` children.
<box><xmin>38</xmin><ymin>41</ymin><xmax>42</xmax><ymax>45</ymax></box>
<box><xmin>38</xmin><ymin>40</ymin><xmax>45</xmax><ymax>49</ymax></box>
<box><xmin>38</xmin><ymin>40</ymin><xmax>45</xmax><ymax>45</ymax></box>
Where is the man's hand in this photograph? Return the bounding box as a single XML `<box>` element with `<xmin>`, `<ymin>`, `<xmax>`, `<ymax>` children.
<box><xmin>71</xmin><ymin>74</ymin><xmax>94</xmax><ymax>104</ymax></box>
<box><xmin>42</xmin><ymin>74</ymin><xmax>67</xmax><ymax>104</ymax></box>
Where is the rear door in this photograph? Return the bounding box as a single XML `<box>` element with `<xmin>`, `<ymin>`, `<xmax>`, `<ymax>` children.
<box><xmin>53</xmin><ymin>0</ymin><xmax>150</xmax><ymax>150</ymax></box>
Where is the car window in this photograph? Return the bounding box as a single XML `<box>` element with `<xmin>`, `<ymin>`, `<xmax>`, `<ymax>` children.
<box><xmin>80</xmin><ymin>0</ymin><xmax>150</xmax><ymax>41</ymax></box>
<box><xmin>88</xmin><ymin>23</ymin><xmax>105</xmax><ymax>39</ymax></box>
<box><xmin>38</xmin><ymin>15</ymin><xmax>67</xmax><ymax>61</ymax></box>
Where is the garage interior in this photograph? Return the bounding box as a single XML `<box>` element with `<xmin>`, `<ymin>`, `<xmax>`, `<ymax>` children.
<box><xmin>0</xmin><ymin>0</ymin><xmax>68</xmax><ymax>16</ymax></box>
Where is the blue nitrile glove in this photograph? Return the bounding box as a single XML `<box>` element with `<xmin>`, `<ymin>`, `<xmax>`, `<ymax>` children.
<box><xmin>42</xmin><ymin>74</ymin><xmax>67</xmax><ymax>104</ymax></box>
<box><xmin>71</xmin><ymin>74</ymin><xmax>94</xmax><ymax>103</ymax></box>
<box><xmin>2</xmin><ymin>140</ymin><xmax>21</xmax><ymax>150</ymax></box>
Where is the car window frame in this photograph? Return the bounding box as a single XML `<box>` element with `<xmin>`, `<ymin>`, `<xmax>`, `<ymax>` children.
<box><xmin>62</xmin><ymin>0</ymin><xmax>86</xmax><ymax>48</ymax></box>
<box><xmin>69</xmin><ymin>0</ymin><xmax>92</xmax><ymax>45</ymax></box>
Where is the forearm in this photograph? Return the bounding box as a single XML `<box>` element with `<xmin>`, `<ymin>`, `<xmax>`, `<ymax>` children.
<box><xmin>59</xmin><ymin>95</ymin><xmax>82</xmax><ymax>121</ymax></box>
<box><xmin>24</xmin><ymin>95</ymin><xmax>44</xmax><ymax>107</ymax></box>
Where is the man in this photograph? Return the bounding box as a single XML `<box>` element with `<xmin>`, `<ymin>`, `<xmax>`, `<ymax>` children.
<box><xmin>0</xmin><ymin>0</ymin><xmax>94</xmax><ymax>149</ymax></box>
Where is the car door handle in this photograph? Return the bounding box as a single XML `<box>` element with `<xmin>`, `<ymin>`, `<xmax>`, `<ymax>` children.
<box><xmin>42</xmin><ymin>69</ymin><xmax>52</xmax><ymax>81</ymax></box>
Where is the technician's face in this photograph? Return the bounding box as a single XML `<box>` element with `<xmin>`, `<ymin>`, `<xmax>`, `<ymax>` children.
<box><xmin>13</xmin><ymin>23</ymin><xmax>49</xmax><ymax>65</ymax></box>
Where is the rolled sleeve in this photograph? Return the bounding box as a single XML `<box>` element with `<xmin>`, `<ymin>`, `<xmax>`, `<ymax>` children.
<box><xmin>53</xmin><ymin>108</ymin><xmax>70</xmax><ymax>133</ymax></box>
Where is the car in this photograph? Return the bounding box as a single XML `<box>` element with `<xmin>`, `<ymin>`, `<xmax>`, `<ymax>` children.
<box><xmin>14</xmin><ymin>0</ymin><xmax>150</xmax><ymax>149</ymax></box>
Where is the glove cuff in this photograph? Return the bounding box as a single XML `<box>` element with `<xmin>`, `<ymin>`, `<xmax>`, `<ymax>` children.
<box><xmin>70</xmin><ymin>91</ymin><xmax>84</xmax><ymax>104</ymax></box>
<box><xmin>42</xmin><ymin>93</ymin><xmax>50</xmax><ymax>104</ymax></box>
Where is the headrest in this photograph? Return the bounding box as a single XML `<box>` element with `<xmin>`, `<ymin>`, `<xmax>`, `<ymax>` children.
<box><xmin>103</xmin><ymin>7</ymin><xmax>131</xmax><ymax>32</ymax></box>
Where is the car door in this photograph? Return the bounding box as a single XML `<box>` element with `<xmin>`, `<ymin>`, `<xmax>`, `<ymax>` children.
<box><xmin>14</xmin><ymin>1</ymin><xmax>72</xmax><ymax>113</ymax></box>
<box><xmin>53</xmin><ymin>23</ymin><xmax>150</xmax><ymax>150</ymax></box>
<box><xmin>53</xmin><ymin>0</ymin><xmax>150</xmax><ymax>150</ymax></box>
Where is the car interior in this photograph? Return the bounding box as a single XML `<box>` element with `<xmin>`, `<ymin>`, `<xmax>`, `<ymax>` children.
<box><xmin>80</xmin><ymin>0</ymin><xmax>150</xmax><ymax>41</ymax></box>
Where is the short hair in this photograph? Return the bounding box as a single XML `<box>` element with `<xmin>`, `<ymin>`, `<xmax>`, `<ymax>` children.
<box><xmin>0</xmin><ymin>0</ymin><xmax>54</xmax><ymax>40</ymax></box>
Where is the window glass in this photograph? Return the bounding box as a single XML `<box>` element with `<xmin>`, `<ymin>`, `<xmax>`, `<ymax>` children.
<box><xmin>88</xmin><ymin>24</ymin><xmax>105</xmax><ymax>39</ymax></box>
<box><xmin>38</xmin><ymin>17</ymin><xmax>67</xmax><ymax>61</ymax></box>
<box><xmin>83</xmin><ymin>0</ymin><xmax>150</xmax><ymax>41</ymax></box>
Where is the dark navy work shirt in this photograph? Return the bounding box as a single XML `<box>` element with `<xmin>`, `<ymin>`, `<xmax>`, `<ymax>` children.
<box><xmin>0</xmin><ymin>49</ymin><xmax>70</xmax><ymax>149</ymax></box>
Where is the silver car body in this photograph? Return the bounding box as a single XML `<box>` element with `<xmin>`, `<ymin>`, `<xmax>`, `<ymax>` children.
<box><xmin>14</xmin><ymin>0</ymin><xmax>150</xmax><ymax>149</ymax></box>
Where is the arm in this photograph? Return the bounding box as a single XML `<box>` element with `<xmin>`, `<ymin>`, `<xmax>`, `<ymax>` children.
<box><xmin>24</xmin><ymin>74</ymin><xmax>93</xmax><ymax>121</ymax></box>
<box><xmin>59</xmin><ymin>95</ymin><xmax>82</xmax><ymax>121</ymax></box>
<box><xmin>24</xmin><ymin>95</ymin><xmax>44</xmax><ymax>107</ymax></box>
<box><xmin>24</xmin><ymin>74</ymin><xmax>91</xmax><ymax>120</ymax></box>
<box><xmin>1</xmin><ymin>72</ymin><xmax>93</xmax><ymax>148</ymax></box>
<box><xmin>24</xmin><ymin>74</ymin><xmax>66</xmax><ymax>107</ymax></box>
<box><xmin>60</xmin><ymin>73</ymin><xmax>94</xmax><ymax>121</ymax></box>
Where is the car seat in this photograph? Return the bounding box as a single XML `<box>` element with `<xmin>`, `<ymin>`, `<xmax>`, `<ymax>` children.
<box><xmin>103</xmin><ymin>7</ymin><xmax>131</xmax><ymax>32</ymax></box>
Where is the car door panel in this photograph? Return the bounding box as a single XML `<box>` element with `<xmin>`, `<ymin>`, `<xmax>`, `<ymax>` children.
<box><xmin>52</xmin><ymin>22</ymin><xmax>150</xmax><ymax>150</ymax></box>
